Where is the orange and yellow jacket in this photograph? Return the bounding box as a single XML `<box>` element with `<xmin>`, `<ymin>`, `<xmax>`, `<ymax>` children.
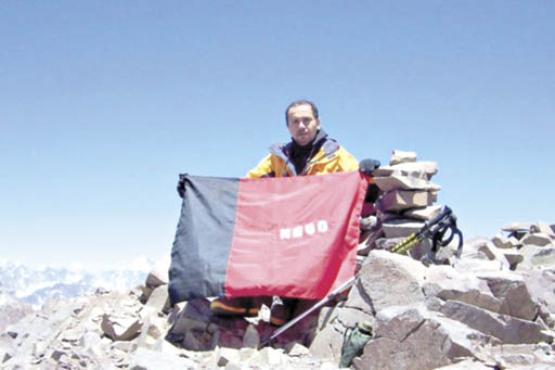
<box><xmin>247</xmin><ymin>134</ymin><xmax>358</xmax><ymax>178</ymax></box>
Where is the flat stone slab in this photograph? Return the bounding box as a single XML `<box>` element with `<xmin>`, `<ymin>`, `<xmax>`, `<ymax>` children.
<box><xmin>403</xmin><ymin>205</ymin><xmax>443</xmax><ymax>221</ymax></box>
<box><xmin>389</xmin><ymin>150</ymin><xmax>417</xmax><ymax>165</ymax></box>
<box><xmin>382</xmin><ymin>219</ymin><xmax>425</xmax><ymax>238</ymax></box>
<box><xmin>373</xmin><ymin>161</ymin><xmax>439</xmax><ymax>178</ymax></box>
<box><xmin>379</xmin><ymin>190</ymin><xmax>435</xmax><ymax>212</ymax></box>
<box><xmin>374</xmin><ymin>175</ymin><xmax>441</xmax><ymax>192</ymax></box>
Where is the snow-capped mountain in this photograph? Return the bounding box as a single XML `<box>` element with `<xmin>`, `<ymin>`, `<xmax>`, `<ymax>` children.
<box><xmin>0</xmin><ymin>258</ymin><xmax>157</xmax><ymax>308</ymax></box>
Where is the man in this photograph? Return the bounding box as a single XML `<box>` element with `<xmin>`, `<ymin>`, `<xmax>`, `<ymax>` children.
<box><xmin>210</xmin><ymin>99</ymin><xmax>358</xmax><ymax>325</ymax></box>
<box><xmin>246</xmin><ymin>99</ymin><xmax>358</xmax><ymax>178</ymax></box>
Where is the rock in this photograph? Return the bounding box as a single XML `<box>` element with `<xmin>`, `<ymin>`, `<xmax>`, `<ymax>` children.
<box><xmin>321</xmin><ymin>306</ymin><xmax>375</xmax><ymax>332</ymax></box>
<box><xmin>373</xmin><ymin>237</ymin><xmax>432</xmax><ymax>261</ymax></box>
<box><xmin>530</xmin><ymin>247</ymin><xmax>555</xmax><ymax>267</ymax></box>
<box><xmin>135</xmin><ymin>315</ymin><xmax>168</xmax><ymax>349</ymax></box>
<box><xmin>101</xmin><ymin>314</ymin><xmax>142</xmax><ymax>341</ymax></box>
<box><xmin>353</xmin><ymin>306</ymin><xmax>495</xmax><ymax>370</ymax></box>
<box><xmin>518</xmin><ymin>245</ymin><xmax>555</xmax><ymax>269</ymax></box>
<box><xmin>242</xmin><ymin>324</ymin><xmax>259</xmax><ymax>348</ymax></box>
<box><xmin>311</xmin><ymin>305</ymin><xmax>374</xmax><ymax>363</ymax></box>
<box><xmin>285</xmin><ymin>342</ymin><xmax>310</xmax><ymax>357</ymax></box>
<box><xmin>374</xmin><ymin>161</ymin><xmax>439</xmax><ymax>179</ymax></box>
<box><xmin>248</xmin><ymin>346</ymin><xmax>285</xmax><ymax>367</ymax></box>
<box><xmin>491</xmin><ymin>235</ymin><xmax>521</xmax><ymax>249</ymax></box>
<box><xmin>374</xmin><ymin>175</ymin><xmax>441</xmax><ymax>192</ymax></box>
<box><xmin>531</xmin><ymin>222</ymin><xmax>555</xmax><ymax>237</ymax></box>
<box><xmin>461</xmin><ymin>238</ymin><xmax>511</xmax><ymax>270</ymax></box>
<box><xmin>167</xmin><ymin>298</ymin><xmax>217</xmax><ymax>340</ymax></box>
<box><xmin>452</xmin><ymin>258</ymin><xmax>508</xmax><ymax>275</ymax></box>
<box><xmin>403</xmin><ymin>205</ymin><xmax>443</xmax><ymax>221</ymax></box>
<box><xmin>128</xmin><ymin>347</ymin><xmax>196</xmax><ymax>370</ymax></box>
<box><xmin>1</xmin><ymin>350</ymin><xmax>13</xmax><ymax>365</ymax></box>
<box><xmin>521</xmin><ymin>233</ymin><xmax>554</xmax><ymax>247</ymax></box>
<box><xmin>477</xmin><ymin>272</ymin><xmax>539</xmax><ymax>321</ymax></box>
<box><xmin>503</xmin><ymin>250</ymin><xmax>523</xmax><ymax>270</ymax></box>
<box><xmin>354</xmin><ymin>251</ymin><xmax>426</xmax><ymax>314</ymax></box>
<box><xmin>374</xmin><ymin>236</ymin><xmax>403</xmax><ymax>251</ymax></box>
<box><xmin>309</xmin><ymin>325</ymin><xmax>344</xmax><ymax>363</ymax></box>
<box><xmin>488</xmin><ymin>343</ymin><xmax>555</xmax><ymax>368</ymax></box>
<box><xmin>144</xmin><ymin>286</ymin><xmax>170</xmax><ymax>314</ymax></box>
<box><xmin>382</xmin><ymin>219</ymin><xmax>425</xmax><ymax>238</ymax></box>
<box><xmin>140</xmin><ymin>286</ymin><xmax>154</xmax><ymax>303</ymax></box>
<box><xmin>433</xmin><ymin>359</ymin><xmax>491</xmax><ymax>369</ymax></box>
<box><xmin>239</xmin><ymin>347</ymin><xmax>258</xmax><ymax>361</ymax></box>
<box><xmin>217</xmin><ymin>347</ymin><xmax>241</xmax><ymax>366</ymax></box>
<box><xmin>502</xmin><ymin>222</ymin><xmax>532</xmax><ymax>233</ymax></box>
<box><xmin>390</xmin><ymin>150</ymin><xmax>417</xmax><ymax>165</ymax></box>
<box><xmin>145</xmin><ymin>256</ymin><xmax>170</xmax><ymax>289</ymax></box>
<box><xmin>523</xmin><ymin>268</ymin><xmax>555</xmax><ymax>316</ymax></box>
<box><xmin>379</xmin><ymin>190</ymin><xmax>435</xmax><ymax>212</ymax></box>
<box><xmin>145</xmin><ymin>271</ymin><xmax>168</xmax><ymax>290</ymax></box>
<box><xmin>438</xmin><ymin>300</ymin><xmax>553</xmax><ymax>344</ymax></box>
<box><xmin>224</xmin><ymin>361</ymin><xmax>242</xmax><ymax>370</ymax></box>
<box><xmin>424</xmin><ymin>265</ymin><xmax>502</xmax><ymax>313</ymax></box>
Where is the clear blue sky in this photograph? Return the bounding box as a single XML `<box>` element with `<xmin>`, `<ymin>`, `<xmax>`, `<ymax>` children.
<box><xmin>1</xmin><ymin>1</ymin><xmax>553</xmax><ymax>269</ymax></box>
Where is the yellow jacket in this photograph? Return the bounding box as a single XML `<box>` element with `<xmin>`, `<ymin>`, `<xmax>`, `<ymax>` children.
<box><xmin>247</xmin><ymin>135</ymin><xmax>358</xmax><ymax>178</ymax></box>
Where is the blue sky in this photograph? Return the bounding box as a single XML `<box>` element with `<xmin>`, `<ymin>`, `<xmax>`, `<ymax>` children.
<box><xmin>1</xmin><ymin>1</ymin><xmax>553</xmax><ymax>269</ymax></box>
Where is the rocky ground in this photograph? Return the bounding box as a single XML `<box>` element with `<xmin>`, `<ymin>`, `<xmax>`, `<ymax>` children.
<box><xmin>1</xmin><ymin>223</ymin><xmax>554</xmax><ymax>369</ymax></box>
<box><xmin>0</xmin><ymin>221</ymin><xmax>555</xmax><ymax>369</ymax></box>
<box><xmin>2</xmin><ymin>151</ymin><xmax>554</xmax><ymax>369</ymax></box>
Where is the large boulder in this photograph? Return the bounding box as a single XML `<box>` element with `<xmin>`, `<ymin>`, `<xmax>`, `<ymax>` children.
<box><xmin>350</xmin><ymin>251</ymin><xmax>426</xmax><ymax>314</ymax></box>
<box><xmin>352</xmin><ymin>306</ymin><xmax>495</xmax><ymax>370</ymax></box>
<box><xmin>438</xmin><ymin>300</ymin><xmax>553</xmax><ymax>344</ymax></box>
<box><xmin>423</xmin><ymin>265</ymin><xmax>502</xmax><ymax>313</ymax></box>
<box><xmin>476</xmin><ymin>271</ymin><xmax>539</xmax><ymax>321</ymax></box>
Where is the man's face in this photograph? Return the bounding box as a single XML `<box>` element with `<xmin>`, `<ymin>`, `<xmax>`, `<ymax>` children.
<box><xmin>287</xmin><ymin>104</ymin><xmax>320</xmax><ymax>146</ymax></box>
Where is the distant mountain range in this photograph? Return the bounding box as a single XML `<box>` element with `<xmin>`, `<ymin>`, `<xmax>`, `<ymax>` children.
<box><xmin>0</xmin><ymin>259</ymin><xmax>156</xmax><ymax>308</ymax></box>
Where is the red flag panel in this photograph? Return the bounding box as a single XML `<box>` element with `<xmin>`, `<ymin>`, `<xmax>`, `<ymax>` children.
<box><xmin>224</xmin><ymin>171</ymin><xmax>367</xmax><ymax>299</ymax></box>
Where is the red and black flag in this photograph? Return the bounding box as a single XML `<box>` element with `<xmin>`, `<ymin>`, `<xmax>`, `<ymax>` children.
<box><xmin>168</xmin><ymin>171</ymin><xmax>367</xmax><ymax>304</ymax></box>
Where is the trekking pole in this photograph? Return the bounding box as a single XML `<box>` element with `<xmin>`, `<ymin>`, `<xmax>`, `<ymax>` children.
<box><xmin>391</xmin><ymin>206</ymin><xmax>463</xmax><ymax>258</ymax></box>
<box><xmin>260</xmin><ymin>276</ymin><xmax>356</xmax><ymax>347</ymax></box>
<box><xmin>262</xmin><ymin>205</ymin><xmax>463</xmax><ymax>346</ymax></box>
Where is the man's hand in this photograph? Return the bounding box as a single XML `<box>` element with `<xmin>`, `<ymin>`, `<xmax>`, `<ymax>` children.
<box><xmin>177</xmin><ymin>174</ymin><xmax>186</xmax><ymax>198</ymax></box>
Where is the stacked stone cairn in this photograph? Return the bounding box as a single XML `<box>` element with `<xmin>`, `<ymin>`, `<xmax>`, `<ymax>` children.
<box><xmin>358</xmin><ymin>149</ymin><xmax>445</xmax><ymax>262</ymax></box>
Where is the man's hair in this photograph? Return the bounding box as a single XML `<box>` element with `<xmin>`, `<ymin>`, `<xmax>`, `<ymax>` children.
<box><xmin>285</xmin><ymin>99</ymin><xmax>319</xmax><ymax>125</ymax></box>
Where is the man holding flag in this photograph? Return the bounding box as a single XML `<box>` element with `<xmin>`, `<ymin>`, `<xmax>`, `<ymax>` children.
<box><xmin>207</xmin><ymin>99</ymin><xmax>360</xmax><ymax>325</ymax></box>
<box><xmin>170</xmin><ymin>99</ymin><xmax>365</xmax><ymax>329</ymax></box>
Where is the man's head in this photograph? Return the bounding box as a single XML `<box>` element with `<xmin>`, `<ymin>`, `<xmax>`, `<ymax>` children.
<box><xmin>285</xmin><ymin>99</ymin><xmax>321</xmax><ymax>146</ymax></box>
